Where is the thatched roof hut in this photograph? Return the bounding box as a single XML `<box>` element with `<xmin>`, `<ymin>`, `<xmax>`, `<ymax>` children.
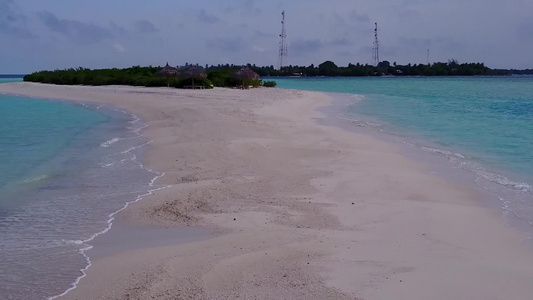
<box><xmin>231</xmin><ymin>67</ymin><xmax>261</xmax><ymax>89</ymax></box>
<box><xmin>231</xmin><ymin>67</ymin><xmax>260</xmax><ymax>80</ymax></box>
<box><xmin>179</xmin><ymin>66</ymin><xmax>208</xmax><ymax>89</ymax></box>
<box><xmin>180</xmin><ymin>66</ymin><xmax>207</xmax><ymax>79</ymax></box>
<box><xmin>155</xmin><ymin>63</ymin><xmax>179</xmax><ymax>77</ymax></box>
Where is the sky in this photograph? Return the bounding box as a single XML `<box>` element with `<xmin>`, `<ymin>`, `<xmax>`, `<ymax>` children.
<box><xmin>1</xmin><ymin>0</ymin><xmax>533</xmax><ymax>73</ymax></box>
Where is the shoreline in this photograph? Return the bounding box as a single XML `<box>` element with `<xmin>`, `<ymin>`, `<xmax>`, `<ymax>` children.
<box><xmin>0</xmin><ymin>90</ymin><xmax>171</xmax><ymax>300</ymax></box>
<box><xmin>321</xmin><ymin>92</ymin><xmax>533</xmax><ymax>242</ymax></box>
<box><xmin>1</xmin><ymin>82</ymin><xmax>533</xmax><ymax>299</ymax></box>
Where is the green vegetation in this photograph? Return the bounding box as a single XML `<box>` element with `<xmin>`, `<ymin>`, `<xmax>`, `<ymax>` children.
<box><xmin>24</xmin><ymin>59</ymin><xmax>521</xmax><ymax>90</ymax></box>
<box><xmin>175</xmin><ymin>77</ymin><xmax>213</xmax><ymax>89</ymax></box>
<box><xmin>205</xmin><ymin>68</ymin><xmax>261</xmax><ymax>88</ymax></box>
<box><xmin>24</xmin><ymin>64</ymin><xmax>273</xmax><ymax>89</ymax></box>
<box><xmin>206</xmin><ymin>68</ymin><xmax>235</xmax><ymax>87</ymax></box>
<box><xmin>228</xmin><ymin>77</ymin><xmax>262</xmax><ymax>88</ymax></box>
<box><xmin>248</xmin><ymin>60</ymin><xmax>503</xmax><ymax>77</ymax></box>
<box><xmin>23</xmin><ymin>65</ymin><xmax>269</xmax><ymax>89</ymax></box>
<box><xmin>262</xmin><ymin>81</ymin><xmax>277</xmax><ymax>87</ymax></box>
<box><xmin>24</xmin><ymin>66</ymin><xmax>165</xmax><ymax>86</ymax></box>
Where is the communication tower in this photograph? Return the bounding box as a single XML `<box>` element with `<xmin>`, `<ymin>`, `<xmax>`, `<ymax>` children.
<box><xmin>279</xmin><ymin>11</ymin><xmax>288</xmax><ymax>70</ymax></box>
<box><xmin>372</xmin><ymin>22</ymin><xmax>380</xmax><ymax>66</ymax></box>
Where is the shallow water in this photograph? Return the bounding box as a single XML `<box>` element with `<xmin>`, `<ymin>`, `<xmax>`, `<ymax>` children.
<box><xmin>275</xmin><ymin>76</ymin><xmax>533</xmax><ymax>236</ymax></box>
<box><xmin>0</xmin><ymin>86</ymin><xmax>164</xmax><ymax>299</ymax></box>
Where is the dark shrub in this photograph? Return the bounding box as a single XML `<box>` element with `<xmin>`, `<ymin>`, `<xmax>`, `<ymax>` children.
<box><xmin>176</xmin><ymin>77</ymin><xmax>214</xmax><ymax>89</ymax></box>
<box><xmin>207</xmin><ymin>69</ymin><xmax>235</xmax><ymax>87</ymax></box>
<box><xmin>227</xmin><ymin>77</ymin><xmax>262</xmax><ymax>88</ymax></box>
<box><xmin>262</xmin><ymin>81</ymin><xmax>277</xmax><ymax>87</ymax></box>
<box><xmin>143</xmin><ymin>77</ymin><xmax>169</xmax><ymax>87</ymax></box>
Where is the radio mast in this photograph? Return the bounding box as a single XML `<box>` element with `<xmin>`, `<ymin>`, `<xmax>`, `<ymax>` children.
<box><xmin>372</xmin><ymin>22</ymin><xmax>379</xmax><ymax>66</ymax></box>
<box><xmin>278</xmin><ymin>11</ymin><xmax>288</xmax><ymax>70</ymax></box>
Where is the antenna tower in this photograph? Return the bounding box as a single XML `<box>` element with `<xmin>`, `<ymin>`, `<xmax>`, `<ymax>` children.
<box><xmin>278</xmin><ymin>11</ymin><xmax>288</xmax><ymax>70</ymax></box>
<box><xmin>372</xmin><ymin>22</ymin><xmax>379</xmax><ymax>66</ymax></box>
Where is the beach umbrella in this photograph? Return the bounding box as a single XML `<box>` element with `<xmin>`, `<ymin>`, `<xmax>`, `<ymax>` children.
<box><xmin>231</xmin><ymin>67</ymin><xmax>260</xmax><ymax>88</ymax></box>
<box><xmin>154</xmin><ymin>63</ymin><xmax>180</xmax><ymax>77</ymax></box>
<box><xmin>180</xmin><ymin>66</ymin><xmax>207</xmax><ymax>88</ymax></box>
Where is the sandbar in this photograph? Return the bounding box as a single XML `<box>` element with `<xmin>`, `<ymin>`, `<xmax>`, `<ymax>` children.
<box><xmin>1</xmin><ymin>82</ymin><xmax>533</xmax><ymax>299</ymax></box>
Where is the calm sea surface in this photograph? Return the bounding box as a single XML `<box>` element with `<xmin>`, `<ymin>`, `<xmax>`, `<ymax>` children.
<box><xmin>275</xmin><ymin>76</ymin><xmax>533</xmax><ymax>234</ymax></box>
<box><xmin>0</xmin><ymin>78</ymin><xmax>162</xmax><ymax>299</ymax></box>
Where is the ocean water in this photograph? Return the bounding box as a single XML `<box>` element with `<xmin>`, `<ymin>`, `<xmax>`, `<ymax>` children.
<box><xmin>0</xmin><ymin>77</ymin><xmax>24</xmax><ymax>84</ymax></box>
<box><xmin>274</xmin><ymin>76</ymin><xmax>533</xmax><ymax>234</ymax></box>
<box><xmin>0</xmin><ymin>79</ymin><xmax>163</xmax><ymax>299</ymax></box>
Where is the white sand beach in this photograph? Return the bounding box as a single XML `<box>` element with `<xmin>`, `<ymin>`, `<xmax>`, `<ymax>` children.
<box><xmin>1</xmin><ymin>82</ymin><xmax>533</xmax><ymax>300</ymax></box>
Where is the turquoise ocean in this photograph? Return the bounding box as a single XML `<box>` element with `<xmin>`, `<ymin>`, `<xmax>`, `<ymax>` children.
<box><xmin>0</xmin><ymin>78</ymin><xmax>163</xmax><ymax>299</ymax></box>
<box><xmin>274</xmin><ymin>76</ymin><xmax>533</xmax><ymax>235</ymax></box>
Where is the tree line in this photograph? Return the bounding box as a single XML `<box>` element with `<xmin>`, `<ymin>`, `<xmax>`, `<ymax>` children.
<box><xmin>23</xmin><ymin>61</ymin><xmax>530</xmax><ymax>89</ymax></box>
<box><xmin>199</xmin><ymin>62</ymin><xmax>532</xmax><ymax>76</ymax></box>
<box><xmin>23</xmin><ymin>66</ymin><xmax>270</xmax><ymax>89</ymax></box>
<box><xmin>246</xmin><ymin>60</ymin><xmax>511</xmax><ymax>77</ymax></box>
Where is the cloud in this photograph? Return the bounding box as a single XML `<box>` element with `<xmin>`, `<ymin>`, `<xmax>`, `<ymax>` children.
<box><xmin>197</xmin><ymin>9</ymin><xmax>219</xmax><ymax>24</ymax></box>
<box><xmin>237</xmin><ymin>22</ymin><xmax>249</xmax><ymax>29</ymax></box>
<box><xmin>222</xmin><ymin>5</ymin><xmax>234</xmax><ymax>14</ymax></box>
<box><xmin>357</xmin><ymin>45</ymin><xmax>374</xmax><ymax>57</ymax></box>
<box><xmin>112</xmin><ymin>42</ymin><xmax>126</xmax><ymax>52</ymax></box>
<box><xmin>252</xmin><ymin>45</ymin><xmax>266</xmax><ymax>53</ymax></box>
<box><xmin>336</xmin><ymin>50</ymin><xmax>356</xmax><ymax>58</ymax></box>
<box><xmin>331</xmin><ymin>38</ymin><xmax>353</xmax><ymax>47</ymax></box>
<box><xmin>395</xmin><ymin>36</ymin><xmax>462</xmax><ymax>54</ymax></box>
<box><xmin>38</xmin><ymin>11</ymin><xmax>114</xmax><ymax>44</ymax></box>
<box><xmin>1</xmin><ymin>0</ymin><xmax>18</xmax><ymax>21</ymax></box>
<box><xmin>110</xmin><ymin>21</ymin><xmax>127</xmax><ymax>36</ymax></box>
<box><xmin>397</xmin><ymin>37</ymin><xmax>432</xmax><ymax>48</ymax></box>
<box><xmin>331</xmin><ymin>9</ymin><xmax>370</xmax><ymax>27</ymax></box>
<box><xmin>206</xmin><ymin>37</ymin><xmax>245</xmax><ymax>52</ymax></box>
<box><xmin>242</xmin><ymin>0</ymin><xmax>262</xmax><ymax>15</ymax></box>
<box><xmin>134</xmin><ymin>20</ymin><xmax>158</xmax><ymax>33</ymax></box>
<box><xmin>38</xmin><ymin>11</ymin><xmax>68</xmax><ymax>34</ymax></box>
<box><xmin>0</xmin><ymin>0</ymin><xmax>34</xmax><ymax>38</ymax></box>
<box><xmin>222</xmin><ymin>0</ymin><xmax>262</xmax><ymax>16</ymax></box>
<box><xmin>517</xmin><ymin>20</ymin><xmax>533</xmax><ymax>43</ymax></box>
<box><xmin>331</xmin><ymin>12</ymin><xmax>346</xmax><ymax>27</ymax></box>
<box><xmin>399</xmin><ymin>0</ymin><xmax>445</xmax><ymax>8</ymax></box>
<box><xmin>291</xmin><ymin>39</ymin><xmax>323</xmax><ymax>54</ymax></box>
<box><xmin>253</xmin><ymin>30</ymin><xmax>273</xmax><ymax>39</ymax></box>
<box><xmin>396</xmin><ymin>8</ymin><xmax>421</xmax><ymax>21</ymax></box>
<box><xmin>349</xmin><ymin>9</ymin><xmax>370</xmax><ymax>23</ymax></box>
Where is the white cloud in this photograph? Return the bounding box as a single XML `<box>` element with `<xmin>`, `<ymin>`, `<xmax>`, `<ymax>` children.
<box><xmin>112</xmin><ymin>42</ymin><xmax>125</xmax><ymax>52</ymax></box>
<box><xmin>252</xmin><ymin>45</ymin><xmax>266</xmax><ymax>53</ymax></box>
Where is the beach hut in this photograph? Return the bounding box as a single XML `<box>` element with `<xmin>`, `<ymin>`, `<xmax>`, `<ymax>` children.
<box><xmin>231</xmin><ymin>67</ymin><xmax>260</xmax><ymax>89</ymax></box>
<box><xmin>155</xmin><ymin>63</ymin><xmax>179</xmax><ymax>77</ymax></box>
<box><xmin>180</xmin><ymin>66</ymin><xmax>207</xmax><ymax>89</ymax></box>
